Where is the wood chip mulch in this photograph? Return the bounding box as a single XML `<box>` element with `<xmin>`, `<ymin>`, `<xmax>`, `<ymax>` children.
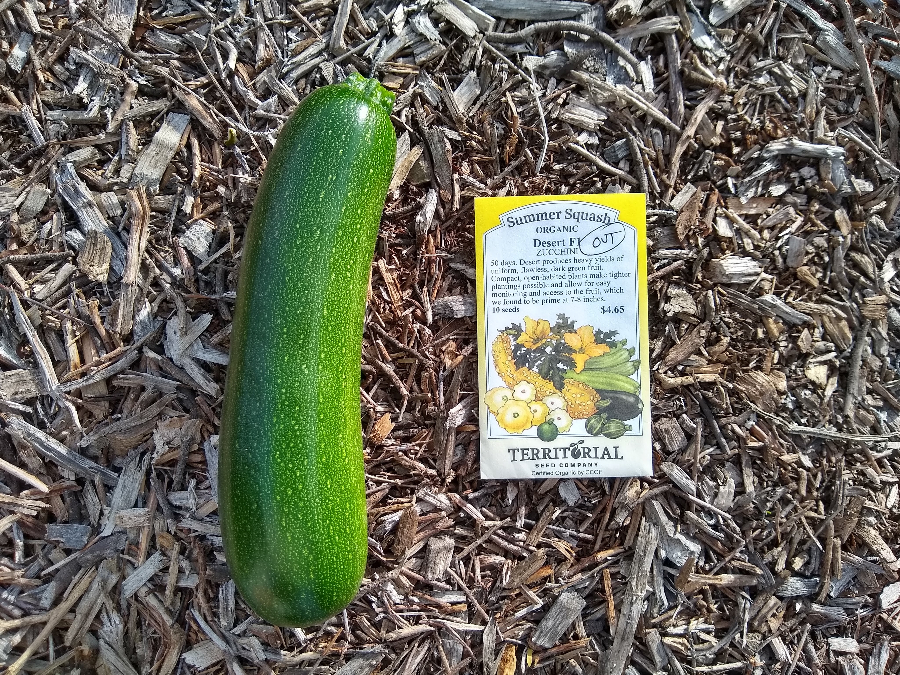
<box><xmin>0</xmin><ymin>0</ymin><xmax>899</xmax><ymax>673</ymax></box>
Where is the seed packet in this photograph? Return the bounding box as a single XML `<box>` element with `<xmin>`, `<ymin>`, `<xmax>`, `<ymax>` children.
<box><xmin>475</xmin><ymin>194</ymin><xmax>652</xmax><ymax>479</ymax></box>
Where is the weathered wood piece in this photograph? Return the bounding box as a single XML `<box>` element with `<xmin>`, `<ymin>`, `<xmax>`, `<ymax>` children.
<box><xmin>755</xmin><ymin>295</ymin><xmax>814</xmax><ymax>325</ymax></box>
<box><xmin>707</xmin><ymin>257</ymin><xmax>763</xmax><ymax>283</ymax></box>
<box><xmin>425</xmin><ymin>536</ymin><xmax>455</xmax><ymax>581</ymax></box>
<box><xmin>530</xmin><ymin>590</ymin><xmax>586</xmax><ymax>648</ymax></box>
<box><xmin>122</xmin><ymin>550</ymin><xmax>166</xmax><ymax>599</ymax></box>
<box><xmin>45</xmin><ymin>524</ymin><xmax>92</xmax><ymax>550</ymax></box>
<box><xmin>129</xmin><ymin>113</ymin><xmax>190</xmax><ymax>193</ymax></box>
<box><xmin>606</xmin><ymin>520</ymin><xmax>659</xmax><ymax>675</ymax></box>
<box><xmin>55</xmin><ymin>162</ymin><xmax>127</xmax><ymax>276</ymax></box>
<box><xmin>0</xmin><ymin>370</ymin><xmax>45</xmax><ymax>401</ymax></box>
<box><xmin>72</xmin><ymin>0</ymin><xmax>139</xmax><ymax>99</ymax></box>
<box><xmin>3</xmin><ymin>415</ymin><xmax>118</xmax><ymax>486</ymax></box>
<box><xmin>113</xmin><ymin>188</ymin><xmax>151</xmax><ymax>336</ymax></box>
<box><xmin>432</xmin><ymin>295</ymin><xmax>475</xmax><ymax>318</ymax></box>
<box><xmin>469</xmin><ymin>0</ymin><xmax>590</xmax><ymax>19</ymax></box>
<box><xmin>77</xmin><ymin>230</ymin><xmax>113</xmax><ymax>282</ymax></box>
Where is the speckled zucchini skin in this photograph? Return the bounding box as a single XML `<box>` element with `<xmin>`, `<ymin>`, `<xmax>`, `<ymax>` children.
<box><xmin>218</xmin><ymin>75</ymin><xmax>396</xmax><ymax>627</ymax></box>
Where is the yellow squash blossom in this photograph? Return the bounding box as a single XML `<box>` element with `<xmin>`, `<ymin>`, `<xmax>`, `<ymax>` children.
<box><xmin>564</xmin><ymin>325</ymin><xmax>610</xmax><ymax>372</ymax></box>
<box><xmin>517</xmin><ymin>316</ymin><xmax>553</xmax><ymax>349</ymax></box>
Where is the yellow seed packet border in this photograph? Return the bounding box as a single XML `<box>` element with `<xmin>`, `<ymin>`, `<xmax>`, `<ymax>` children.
<box><xmin>475</xmin><ymin>194</ymin><xmax>652</xmax><ymax>479</ymax></box>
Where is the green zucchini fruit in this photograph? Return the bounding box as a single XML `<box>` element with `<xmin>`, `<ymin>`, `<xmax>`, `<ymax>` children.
<box><xmin>594</xmin><ymin>390</ymin><xmax>643</xmax><ymax>420</ymax></box>
<box><xmin>592</xmin><ymin>359</ymin><xmax>640</xmax><ymax>377</ymax></box>
<box><xmin>564</xmin><ymin>369</ymin><xmax>640</xmax><ymax>395</ymax></box>
<box><xmin>218</xmin><ymin>74</ymin><xmax>396</xmax><ymax>627</ymax></box>
<box><xmin>582</xmin><ymin>346</ymin><xmax>633</xmax><ymax>371</ymax></box>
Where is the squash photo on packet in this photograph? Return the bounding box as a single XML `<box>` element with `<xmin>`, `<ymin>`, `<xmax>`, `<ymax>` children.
<box><xmin>218</xmin><ymin>74</ymin><xmax>397</xmax><ymax>627</ymax></box>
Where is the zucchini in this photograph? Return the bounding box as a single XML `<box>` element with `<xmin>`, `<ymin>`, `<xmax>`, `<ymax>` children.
<box><xmin>218</xmin><ymin>74</ymin><xmax>396</xmax><ymax>627</ymax></box>
<box><xmin>595</xmin><ymin>390</ymin><xmax>644</xmax><ymax>421</ymax></box>
<box><xmin>564</xmin><ymin>369</ymin><xmax>640</xmax><ymax>395</ymax></box>
<box><xmin>582</xmin><ymin>347</ymin><xmax>633</xmax><ymax>371</ymax></box>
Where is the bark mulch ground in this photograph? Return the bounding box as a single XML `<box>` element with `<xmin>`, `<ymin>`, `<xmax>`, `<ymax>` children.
<box><xmin>0</xmin><ymin>0</ymin><xmax>899</xmax><ymax>673</ymax></box>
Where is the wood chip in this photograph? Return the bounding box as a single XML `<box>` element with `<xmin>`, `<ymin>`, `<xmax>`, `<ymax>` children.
<box><xmin>607</xmin><ymin>520</ymin><xmax>658</xmax><ymax>675</ymax></box>
<box><xmin>530</xmin><ymin>590</ymin><xmax>586</xmax><ymax>648</ymax></box>
<box><xmin>129</xmin><ymin>113</ymin><xmax>190</xmax><ymax>193</ymax></box>
<box><xmin>425</xmin><ymin>536</ymin><xmax>455</xmax><ymax>581</ymax></box>
<box><xmin>77</xmin><ymin>230</ymin><xmax>113</xmax><ymax>282</ymax></box>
